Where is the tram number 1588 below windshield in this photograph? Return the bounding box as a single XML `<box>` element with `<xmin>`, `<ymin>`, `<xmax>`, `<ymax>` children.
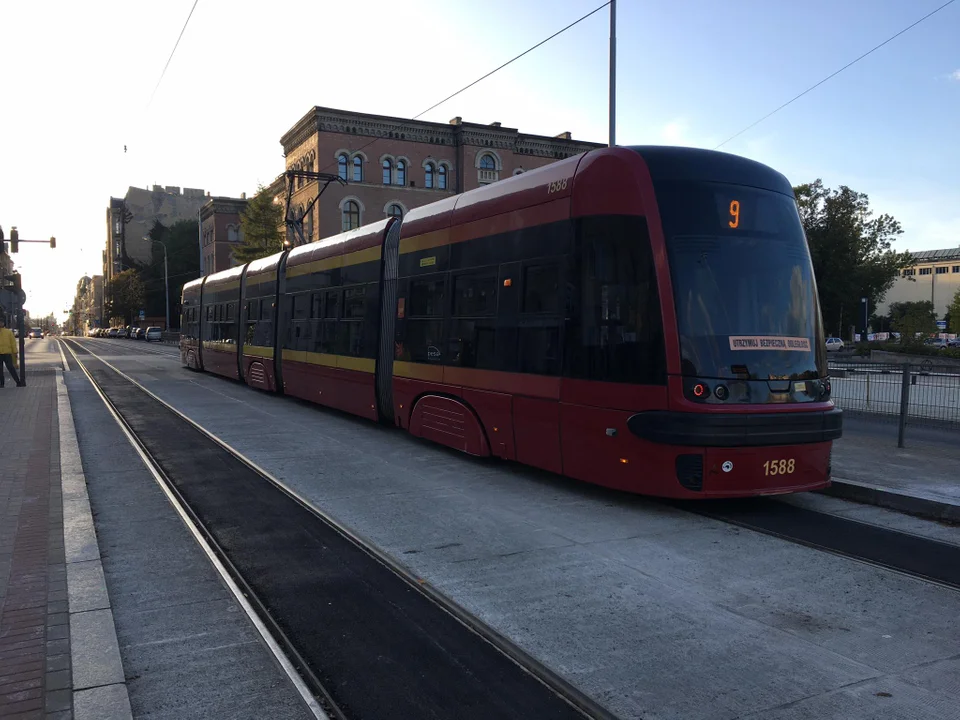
<box><xmin>763</xmin><ymin>459</ymin><xmax>795</xmax><ymax>476</ymax></box>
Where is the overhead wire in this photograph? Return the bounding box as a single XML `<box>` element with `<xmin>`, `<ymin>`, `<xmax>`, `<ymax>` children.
<box><xmin>317</xmin><ymin>1</ymin><xmax>611</xmax><ymax>175</ymax></box>
<box><xmin>714</xmin><ymin>0</ymin><xmax>957</xmax><ymax>150</ymax></box>
<box><xmin>146</xmin><ymin>0</ymin><xmax>202</xmax><ymax>110</ymax></box>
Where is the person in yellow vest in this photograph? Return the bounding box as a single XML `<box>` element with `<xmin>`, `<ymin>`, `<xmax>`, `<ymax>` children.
<box><xmin>0</xmin><ymin>317</ymin><xmax>23</xmax><ymax>387</ymax></box>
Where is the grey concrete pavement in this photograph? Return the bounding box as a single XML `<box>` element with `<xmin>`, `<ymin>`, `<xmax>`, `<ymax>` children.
<box><xmin>76</xmin><ymin>338</ymin><xmax>960</xmax><ymax>720</ymax></box>
<box><xmin>828</xmin><ymin>416</ymin><xmax>960</xmax><ymax>521</ymax></box>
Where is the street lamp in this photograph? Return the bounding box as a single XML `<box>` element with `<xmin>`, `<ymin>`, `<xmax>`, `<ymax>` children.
<box><xmin>147</xmin><ymin>237</ymin><xmax>170</xmax><ymax>331</ymax></box>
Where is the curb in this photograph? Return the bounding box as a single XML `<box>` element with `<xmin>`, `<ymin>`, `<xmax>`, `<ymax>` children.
<box><xmin>820</xmin><ymin>476</ymin><xmax>960</xmax><ymax>524</ymax></box>
<box><xmin>57</xmin><ymin>367</ymin><xmax>134</xmax><ymax>720</ymax></box>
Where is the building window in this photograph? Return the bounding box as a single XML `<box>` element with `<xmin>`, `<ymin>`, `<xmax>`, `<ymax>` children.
<box><xmin>953</xmin><ymin>266</ymin><xmax>960</xmax><ymax>273</ymax></box>
<box><xmin>438</xmin><ymin>164</ymin><xmax>447</xmax><ymax>189</ymax></box>
<box><xmin>425</xmin><ymin>163</ymin><xmax>434</xmax><ymax>189</ymax></box>
<box><xmin>935</xmin><ymin>266</ymin><xmax>948</xmax><ymax>274</ymax></box>
<box><xmin>338</xmin><ymin>154</ymin><xmax>348</xmax><ymax>180</ymax></box>
<box><xmin>387</xmin><ymin>204</ymin><xmax>403</xmax><ymax>219</ymax></box>
<box><xmin>342</xmin><ymin>200</ymin><xmax>360</xmax><ymax>232</ymax></box>
<box><xmin>919</xmin><ymin>268</ymin><xmax>932</xmax><ymax>275</ymax></box>
<box><xmin>396</xmin><ymin>160</ymin><xmax>406</xmax><ymax>186</ymax></box>
<box><xmin>352</xmin><ymin>156</ymin><xmax>363</xmax><ymax>182</ymax></box>
<box><xmin>902</xmin><ymin>268</ymin><xmax>915</xmax><ymax>277</ymax></box>
<box><xmin>382</xmin><ymin>160</ymin><xmax>392</xmax><ymax>185</ymax></box>
<box><xmin>477</xmin><ymin>154</ymin><xmax>498</xmax><ymax>185</ymax></box>
<box><xmin>227</xmin><ymin>226</ymin><xmax>239</xmax><ymax>243</ymax></box>
<box><xmin>305</xmin><ymin>210</ymin><xmax>313</xmax><ymax>242</ymax></box>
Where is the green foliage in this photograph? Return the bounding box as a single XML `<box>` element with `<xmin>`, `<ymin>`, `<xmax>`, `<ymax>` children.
<box><xmin>105</xmin><ymin>269</ymin><xmax>145</xmax><ymax>324</ymax></box>
<box><xmin>139</xmin><ymin>219</ymin><xmax>201</xmax><ymax>326</ymax></box>
<box><xmin>794</xmin><ymin>180</ymin><xmax>910</xmax><ymax>337</ymax></box>
<box><xmin>236</xmin><ymin>185</ymin><xmax>283</xmax><ymax>263</ymax></box>
<box><xmin>887</xmin><ymin>301</ymin><xmax>937</xmax><ymax>344</ymax></box>
<box><xmin>947</xmin><ymin>287</ymin><xmax>960</xmax><ymax>333</ymax></box>
<box><xmin>869</xmin><ymin>341</ymin><xmax>960</xmax><ymax>360</ymax></box>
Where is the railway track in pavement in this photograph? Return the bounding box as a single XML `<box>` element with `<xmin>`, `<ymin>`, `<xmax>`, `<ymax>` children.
<box><xmin>679</xmin><ymin>497</ymin><xmax>960</xmax><ymax>592</ymax></box>
<box><xmin>61</xmin><ymin>338</ymin><xmax>614</xmax><ymax>720</ymax></box>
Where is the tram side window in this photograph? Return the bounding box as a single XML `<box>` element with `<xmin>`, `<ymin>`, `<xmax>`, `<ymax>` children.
<box><xmin>449</xmin><ymin>270</ymin><xmax>497</xmax><ymax>369</ymax></box>
<box><xmin>338</xmin><ymin>286</ymin><xmax>366</xmax><ymax>357</ymax></box>
<box><xmin>519</xmin><ymin>261</ymin><xmax>563</xmax><ymax>375</ymax></box>
<box><xmin>404</xmin><ymin>276</ymin><xmax>446</xmax><ymax>364</ymax></box>
<box><xmin>565</xmin><ymin>216</ymin><xmax>665</xmax><ymax>384</ymax></box>
<box><xmin>311</xmin><ymin>290</ymin><xmax>339</xmax><ymax>354</ymax></box>
<box><xmin>523</xmin><ymin>264</ymin><xmax>560</xmax><ymax>313</ymax></box>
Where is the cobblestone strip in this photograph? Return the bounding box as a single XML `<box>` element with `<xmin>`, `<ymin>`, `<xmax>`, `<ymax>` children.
<box><xmin>56</xmin><ymin>371</ymin><xmax>132</xmax><ymax>720</ymax></box>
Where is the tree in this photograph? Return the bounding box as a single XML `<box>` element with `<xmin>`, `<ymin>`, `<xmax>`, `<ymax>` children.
<box><xmin>235</xmin><ymin>185</ymin><xmax>284</xmax><ymax>263</ymax></box>
<box><xmin>105</xmin><ymin>269</ymin><xmax>145</xmax><ymax>325</ymax></box>
<box><xmin>888</xmin><ymin>301</ymin><xmax>937</xmax><ymax>344</ymax></box>
<box><xmin>794</xmin><ymin>180</ymin><xmax>911</xmax><ymax>339</ymax></box>
<box><xmin>948</xmin><ymin>288</ymin><xmax>960</xmax><ymax>333</ymax></box>
<box><xmin>140</xmin><ymin>219</ymin><xmax>201</xmax><ymax>327</ymax></box>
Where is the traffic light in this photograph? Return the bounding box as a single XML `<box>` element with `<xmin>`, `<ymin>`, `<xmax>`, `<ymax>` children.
<box><xmin>50</xmin><ymin>236</ymin><xmax>56</xmax><ymax>249</ymax></box>
<box><xmin>10</xmin><ymin>227</ymin><xmax>18</xmax><ymax>253</ymax></box>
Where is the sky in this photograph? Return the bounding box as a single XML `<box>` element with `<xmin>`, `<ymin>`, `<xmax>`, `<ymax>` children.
<box><xmin>1</xmin><ymin>0</ymin><xmax>957</xmax><ymax>322</ymax></box>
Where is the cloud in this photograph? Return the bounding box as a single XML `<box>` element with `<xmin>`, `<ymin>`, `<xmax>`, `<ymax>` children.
<box><xmin>951</xmin><ymin>69</ymin><xmax>960</xmax><ymax>81</ymax></box>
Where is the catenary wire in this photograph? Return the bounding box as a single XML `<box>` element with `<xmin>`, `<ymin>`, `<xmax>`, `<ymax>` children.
<box><xmin>146</xmin><ymin>0</ymin><xmax>202</xmax><ymax>110</ymax></box>
<box><xmin>714</xmin><ymin>0</ymin><xmax>957</xmax><ymax>150</ymax></box>
<box><xmin>317</xmin><ymin>1</ymin><xmax>611</xmax><ymax>176</ymax></box>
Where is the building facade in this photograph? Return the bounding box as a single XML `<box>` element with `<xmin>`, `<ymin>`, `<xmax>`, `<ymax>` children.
<box><xmin>200</xmin><ymin>195</ymin><xmax>248</xmax><ymax>274</ymax></box>
<box><xmin>104</xmin><ymin>185</ymin><xmax>207</xmax><ymax>285</ymax></box>
<box><xmin>69</xmin><ymin>275</ymin><xmax>104</xmax><ymax>333</ymax></box>
<box><xmin>279</xmin><ymin>107</ymin><xmax>604</xmax><ymax>241</ymax></box>
<box><xmin>877</xmin><ymin>248</ymin><xmax>960</xmax><ymax>320</ymax></box>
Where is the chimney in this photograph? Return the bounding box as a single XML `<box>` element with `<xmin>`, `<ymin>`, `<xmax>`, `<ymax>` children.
<box><xmin>240</xmin><ymin>192</ymin><xmax>247</xmax><ymax>200</ymax></box>
<box><xmin>555</xmin><ymin>131</ymin><xmax>572</xmax><ymax>140</ymax></box>
<box><xmin>449</xmin><ymin>116</ymin><xmax>462</xmax><ymax>125</ymax></box>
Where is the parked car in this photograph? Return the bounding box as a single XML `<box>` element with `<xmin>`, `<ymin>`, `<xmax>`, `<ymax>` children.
<box><xmin>145</xmin><ymin>326</ymin><xmax>162</xmax><ymax>342</ymax></box>
<box><xmin>947</xmin><ymin>338</ymin><xmax>960</xmax><ymax>348</ymax></box>
<box><xmin>135</xmin><ymin>327</ymin><xmax>146</xmax><ymax>340</ymax></box>
<box><xmin>825</xmin><ymin>337</ymin><xmax>844</xmax><ymax>352</ymax></box>
<box><xmin>107</xmin><ymin>328</ymin><xmax>119</xmax><ymax>338</ymax></box>
<box><xmin>923</xmin><ymin>338</ymin><xmax>949</xmax><ymax>350</ymax></box>
<box><xmin>129</xmin><ymin>326</ymin><xmax>140</xmax><ymax>339</ymax></box>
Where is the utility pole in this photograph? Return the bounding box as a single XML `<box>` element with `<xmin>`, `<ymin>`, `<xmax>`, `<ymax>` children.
<box><xmin>609</xmin><ymin>0</ymin><xmax>617</xmax><ymax>147</ymax></box>
<box><xmin>151</xmin><ymin>238</ymin><xmax>170</xmax><ymax>330</ymax></box>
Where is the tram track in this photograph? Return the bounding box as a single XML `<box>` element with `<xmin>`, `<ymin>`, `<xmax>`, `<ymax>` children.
<box><xmin>678</xmin><ymin>497</ymin><xmax>960</xmax><ymax>591</ymax></box>
<box><xmin>61</xmin><ymin>338</ymin><xmax>610</xmax><ymax>720</ymax></box>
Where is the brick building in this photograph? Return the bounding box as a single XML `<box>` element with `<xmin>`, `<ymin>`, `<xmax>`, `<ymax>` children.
<box><xmin>279</xmin><ymin>106</ymin><xmax>604</xmax><ymax>240</ymax></box>
<box><xmin>200</xmin><ymin>195</ymin><xmax>248</xmax><ymax>274</ymax></box>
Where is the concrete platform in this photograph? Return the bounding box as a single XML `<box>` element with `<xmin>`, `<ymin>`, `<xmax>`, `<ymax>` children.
<box><xmin>827</xmin><ymin>416</ymin><xmax>960</xmax><ymax>522</ymax></box>
<box><xmin>68</xmin><ymin>338</ymin><xmax>960</xmax><ymax>720</ymax></box>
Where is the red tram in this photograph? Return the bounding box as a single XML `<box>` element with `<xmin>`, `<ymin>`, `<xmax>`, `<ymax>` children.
<box><xmin>181</xmin><ymin>146</ymin><xmax>841</xmax><ymax>498</ymax></box>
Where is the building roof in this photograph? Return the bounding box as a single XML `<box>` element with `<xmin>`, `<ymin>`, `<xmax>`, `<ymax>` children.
<box><xmin>908</xmin><ymin>248</ymin><xmax>960</xmax><ymax>263</ymax></box>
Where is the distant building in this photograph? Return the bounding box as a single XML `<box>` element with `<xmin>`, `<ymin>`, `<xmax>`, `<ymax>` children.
<box><xmin>878</xmin><ymin>248</ymin><xmax>960</xmax><ymax>319</ymax></box>
<box><xmin>279</xmin><ymin>106</ymin><xmax>604</xmax><ymax>241</ymax></box>
<box><xmin>104</xmin><ymin>185</ymin><xmax>207</xmax><ymax>285</ymax></box>
<box><xmin>200</xmin><ymin>195</ymin><xmax>248</xmax><ymax>274</ymax></box>
<box><xmin>69</xmin><ymin>275</ymin><xmax>104</xmax><ymax>332</ymax></box>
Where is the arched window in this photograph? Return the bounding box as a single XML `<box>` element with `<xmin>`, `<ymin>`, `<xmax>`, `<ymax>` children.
<box><xmin>438</xmin><ymin>164</ymin><xmax>447</xmax><ymax>189</ymax></box>
<box><xmin>382</xmin><ymin>160</ymin><xmax>392</xmax><ymax>185</ymax></box>
<box><xmin>352</xmin><ymin>156</ymin><xmax>363</xmax><ymax>182</ymax></box>
<box><xmin>227</xmin><ymin>225</ymin><xmax>239</xmax><ymax>243</ymax></box>
<box><xmin>396</xmin><ymin>160</ymin><xmax>406</xmax><ymax>186</ymax></box>
<box><xmin>305</xmin><ymin>209</ymin><xmax>314</xmax><ymax>243</ymax></box>
<box><xmin>479</xmin><ymin>154</ymin><xmax>496</xmax><ymax>170</ymax></box>
<box><xmin>337</xmin><ymin>154</ymin><xmax>348</xmax><ymax>180</ymax></box>
<box><xmin>387</xmin><ymin>204</ymin><xmax>403</xmax><ymax>219</ymax></box>
<box><xmin>342</xmin><ymin>200</ymin><xmax>360</xmax><ymax>232</ymax></box>
<box><xmin>425</xmin><ymin>163</ymin><xmax>434</xmax><ymax>189</ymax></box>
